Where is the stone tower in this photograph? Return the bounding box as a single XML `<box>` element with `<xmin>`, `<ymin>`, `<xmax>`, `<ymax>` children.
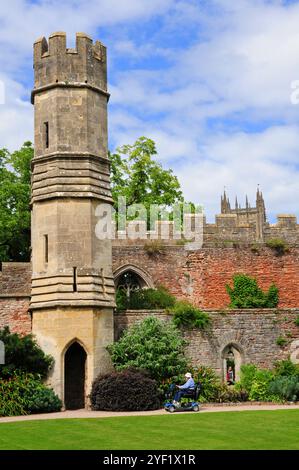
<box><xmin>30</xmin><ymin>32</ymin><xmax>115</xmax><ymax>409</ymax></box>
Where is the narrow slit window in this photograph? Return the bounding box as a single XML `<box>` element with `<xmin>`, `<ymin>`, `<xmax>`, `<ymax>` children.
<box><xmin>73</xmin><ymin>267</ymin><xmax>77</xmax><ymax>292</ymax></box>
<box><xmin>44</xmin><ymin>122</ymin><xmax>49</xmax><ymax>148</ymax></box>
<box><xmin>44</xmin><ymin>235</ymin><xmax>48</xmax><ymax>263</ymax></box>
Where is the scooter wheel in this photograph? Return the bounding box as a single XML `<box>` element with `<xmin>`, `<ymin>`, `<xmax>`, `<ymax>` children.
<box><xmin>168</xmin><ymin>405</ymin><xmax>175</xmax><ymax>413</ymax></box>
<box><xmin>192</xmin><ymin>405</ymin><xmax>199</xmax><ymax>412</ymax></box>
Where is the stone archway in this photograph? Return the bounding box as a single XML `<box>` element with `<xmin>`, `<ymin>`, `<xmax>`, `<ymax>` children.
<box><xmin>64</xmin><ymin>341</ymin><xmax>87</xmax><ymax>409</ymax></box>
<box><xmin>290</xmin><ymin>340</ymin><xmax>299</xmax><ymax>365</ymax></box>
<box><xmin>221</xmin><ymin>343</ymin><xmax>243</xmax><ymax>383</ymax></box>
<box><xmin>114</xmin><ymin>264</ymin><xmax>154</xmax><ymax>301</ymax></box>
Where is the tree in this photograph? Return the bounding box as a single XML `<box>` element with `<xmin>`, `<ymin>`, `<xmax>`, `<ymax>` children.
<box><xmin>107</xmin><ymin>316</ymin><xmax>188</xmax><ymax>382</ymax></box>
<box><xmin>0</xmin><ymin>142</ymin><xmax>33</xmax><ymax>261</ymax></box>
<box><xmin>110</xmin><ymin>136</ymin><xmax>185</xmax><ymax>220</ymax></box>
<box><xmin>226</xmin><ymin>274</ymin><xmax>279</xmax><ymax>308</ymax></box>
<box><xmin>1</xmin><ymin>138</ymin><xmax>190</xmax><ymax>260</ymax></box>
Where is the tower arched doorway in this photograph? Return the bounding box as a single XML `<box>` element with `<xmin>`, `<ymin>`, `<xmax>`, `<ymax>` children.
<box><xmin>64</xmin><ymin>341</ymin><xmax>87</xmax><ymax>409</ymax></box>
<box><xmin>222</xmin><ymin>344</ymin><xmax>243</xmax><ymax>383</ymax></box>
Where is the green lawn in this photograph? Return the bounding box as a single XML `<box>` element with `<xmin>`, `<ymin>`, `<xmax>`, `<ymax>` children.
<box><xmin>0</xmin><ymin>410</ymin><xmax>298</xmax><ymax>450</ymax></box>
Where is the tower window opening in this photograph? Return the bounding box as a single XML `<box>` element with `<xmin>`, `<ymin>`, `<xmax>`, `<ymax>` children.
<box><xmin>73</xmin><ymin>267</ymin><xmax>77</xmax><ymax>292</ymax></box>
<box><xmin>44</xmin><ymin>235</ymin><xmax>48</xmax><ymax>263</ymax></box>
<box><xmin>44</xmin><ymin>122</ymin><xmax>49</xmax><ymax>148</ymax></box>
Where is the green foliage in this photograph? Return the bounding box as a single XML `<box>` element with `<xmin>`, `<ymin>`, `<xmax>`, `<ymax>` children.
<box><xmin>170</xmin><ymin>301</ymin><xmax>210</xmax><ymax>329</ymax></box>
<box><xmin>273</xmin><ymin>359</ymin><xmax>299</xmax><ymax>377</ymax></box>
<box><xmin>110</xmin><ymin>137</ymin><xmax>184</xmax><ymax>215</ymax></box>
<box><xmin>238</xmin><ymin>364</ymin><xmax>258</xmax><ymax>394</ymax></box>
<box><xmin>91</xmin><ymin>368</ymin><xmax>161</xmax><ymax>411</ymax></box>
<box><xmin>250</xmin><ymin>243</ymin><xmax>260</xmax><ymax>254</ymax></box>
<box><xmin>248</xmin><ymin>369</ymin><xmax>277</xmax><ymax>401</ymax></box>
<box><xmin>236</xmin><ymin>361</ymin><xmax>299</xmax><ymax>403</ymax></box>
<box><xmin>268</xmin><ymin>376</ymin><xmax>299</xmax><ymax>402</ymax></box>
<box><xmin>115</xmin><ymin>288</ymin><xmax>128</xmax><ymax>310</ymax></box>
<box><xmin>25</xmin><ymin>386</ymin><xmax>63</xmax><ymax>414</ymax></box>
<box><xmin>0</xmin><ymin>142</ymin><xmax>33</xmax><ymax>261</ymax></box>
<box><xmin>276</xmin><ymin>336</ymin><xmax>288</xmax><ymax>347</ymax></box>
<box><xmin>266</xmin><ymin>238</ymin><xmax>289</xmax><ymax>256</ymax></box>
<box><xmin>0</xmin><ymin>327</ymin><xmax>54</xmax><ymax>379</ymax></box>
<box><xmin>116</xmin><ymin>286</ymin><xmax>176</xmax><ymax>311</ymax></box>
<box><xmin>226</xmin><ymin>274</ymin><xmax>279</xmax><ymax>308</ymax></box>
<box><xmin>295</xmin><ymin>316</ymin><xmax>299</xmax><ymax>327</ymax></box>
<box><xmin>0</xmin><ymin>372</ymin><xmax>62</xmax><ymax>417</ymax></box>
<box><xmin>143</xmin><ymin>240</ymin><xmax>166</xmax><ymax>257</ymax></box>
<box><xmin>190</xmin><ymin>366</ymin><xmax>222</xmax><ymax>403</ymax></box>
<box><xmin>108</xmin><ymin>316</ymin><xmax>187</xmax><ymax>382</ymax></box>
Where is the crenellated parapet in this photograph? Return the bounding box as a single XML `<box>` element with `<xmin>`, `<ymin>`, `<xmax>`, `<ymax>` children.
<box><xmin>112</xmin><ymin>212</ymin><xmax>299</xmax><ymax>246</ymax></box>
<box><xmin>32</xmin><ymin>32</ymin><xmax>108</xmax><ymax>101</ymax></box>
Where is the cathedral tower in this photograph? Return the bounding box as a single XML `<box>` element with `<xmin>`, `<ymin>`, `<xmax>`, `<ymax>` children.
<box><xmin>30</xmin><ymin>32</ymin><xmax>115</xmax><ymax>408</ymax></box>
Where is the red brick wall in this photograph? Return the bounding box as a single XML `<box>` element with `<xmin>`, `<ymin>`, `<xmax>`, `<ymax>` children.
<box><xmin>112</xmin><ymin>246</ymin><xmax>299</xmax><ymax>308</ymax></box>
<box><xmin>0</xmin><ymin>297</ymin><xmax>31</xmax><ymax>335</ymax></box>
<box><xmin>187</xmin><ymin>247</ymin><xmax>299</xmax><ymax>308</ymax></box>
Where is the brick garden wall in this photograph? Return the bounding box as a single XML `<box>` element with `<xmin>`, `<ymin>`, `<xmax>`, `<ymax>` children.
<box><xmin>112</xmin><ymin>246</ymin><xmax>299</xmax><ymax>308</ymax></box>
<box><xmin>114</xmin><ymin>309</ymin><xmax>299</xmax><ymax>376</ymax></box>
<box><xmin>0</xmin><ymin>297</ymin><xmax>31</xmax><ymax>335</ymax></box>
<box><xmin>0</xmin><ymin>263</ymin><xmax>31</xmax><ymax>335</ymax></box>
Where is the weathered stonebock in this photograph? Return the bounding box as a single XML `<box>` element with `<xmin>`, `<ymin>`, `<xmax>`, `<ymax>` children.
<box><xmin>114</xmin><ymin>309</ymin><xmax>299</xmax><ymax>380</ymax></box>
<box><xmin>30</xmin><ymin>32</ymin><xmax>115</xmax><ymax>408</ymax></box>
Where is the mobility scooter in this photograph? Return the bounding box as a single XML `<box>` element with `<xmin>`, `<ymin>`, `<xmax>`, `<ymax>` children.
<box><xmin>164</xmin><ymin>382</ymin><xmax>202</xmax><ymax>413</ymax></box>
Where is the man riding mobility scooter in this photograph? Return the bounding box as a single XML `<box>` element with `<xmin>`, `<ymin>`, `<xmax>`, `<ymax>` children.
<box><xmin>164</xmin><ymin>372</ymin><xmax>202</xmax><ymax>413</ymax></box>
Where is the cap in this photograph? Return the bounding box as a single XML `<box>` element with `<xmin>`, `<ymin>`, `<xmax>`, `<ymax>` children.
<box><xmin>185</xmin><ymin>372</ymin><xmax>192</xmax><ymax>378</ymax></box>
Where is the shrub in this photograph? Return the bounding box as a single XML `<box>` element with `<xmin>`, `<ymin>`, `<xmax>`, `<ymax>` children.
<box><xmin>108</xmin><ymin>316</ymin><xmax>187</xmax><ymax>382</ymax></box>
<box><xmin>250</xmin><ymin>243</ymin><xmax>260</xmax><ymax>254</ymax></box>
<box><xmin>0</xmin><ymin>327</ymin><xmax>53</xmax><ymax>379</ymax></box>
<box><xmin>266</xmin><ymin>238</ymin><xmax>289</xmax><ymax>256</ymax></box>
<box><xmin>238</xmin><ymin>364</ymin><xmax>258</xmax><ymax>394</ymax></box>
<box><xmin>276</xmin><ymin>336</ymin><xmax>288</xmax><ymax>347</ymax></box>
<box><xmin>189</xmin><ymin>366</ymin><xmax>222</xmax><ymax>403</ymax></box>
<box><xmin>215</xmin><ymin>384</ymin><xmax>249</xmax><ymax>403</ymax></box>
<box><xmin>126</xmin><ymin>287</ymin><xmax>176</xmax><ymax>310</ymax></box>
<box><xmin>91</xmin><ymin>368</ymin><xmax>161</xmax><ymax>411</ymax></box>
<box><xmin>115</xmin><ymin>288</ymin><xmax>129</xmax><ymax>310</ymax></box>
<box><xmin>144</xmin><ymin>240</ymin><xmax>166</xmax><ymax>257</ymax></box>
<box><xmin>295</xmin><ymin>316</ymin><xmax>299</xmax><ymax>327</ymax></box>
<box><xmin>0</xmin><ymin>372</ymin><xmax>62</xmax><ymax>417</ymax></box>
<box><xmin>226</xmin><ymin>274</ymin><xmax>279</xmax><ymax>308</ymax></box>
<box><xmin>273</xmin><ymin>359</ymin><xmax>299</xmax><ymax>377</ymax></box>
<box><xmin>25</xmin><ymin>387</ymin><xmax>62</xmax><ymax>414</ymax></box>
<box><xmin>170</xmin><ymin>301</ymin><xmax>210</xmax><ymax>329</ymax></box>
<box><xmin>248</xmin><ymin>369</ymin><xmax>276</xmax><ymax>401</ymax></box>
<box><xmin>268</xmin><ymin>376</ymin><xmax>299</xmax><ymax>402</ymax></box>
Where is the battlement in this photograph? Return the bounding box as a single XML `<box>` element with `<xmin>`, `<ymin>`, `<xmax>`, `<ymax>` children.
<box><xmin>112</xmin><ymin>212</ymin><xmax>299</xmax><ymax>246</ymax></box>
<box><xmin>32</xmin><ymin>32</ymin><xmax>107</xmax><ymax>99</ymax></box>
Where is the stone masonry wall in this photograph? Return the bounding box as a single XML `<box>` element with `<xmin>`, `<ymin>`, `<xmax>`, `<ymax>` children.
<box><xmin>114</xmin><ymin>309</ymin><xmax>299</xmax><ymax>376</ymax></box>
<box><xmin>0</xmin><ymin>263</ymin><xmax>31</xmax><ymax>295</ymax></box>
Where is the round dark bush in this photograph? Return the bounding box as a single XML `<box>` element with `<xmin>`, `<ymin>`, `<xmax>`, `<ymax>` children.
<box><xmin>26</xmin><ymin>387</ymin><xmax>62</xmax><ymax>414</ymax></box>
<box><xmin>91</xmin><ymin>368</ymin><xmax>162</xmax><ymax>411</ymax></box>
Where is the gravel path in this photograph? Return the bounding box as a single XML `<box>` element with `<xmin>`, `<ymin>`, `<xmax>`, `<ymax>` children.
<box><xmin>0</xmin><ymin>403</ymin><xmax>298</xmax><ymax>424</ymax></box>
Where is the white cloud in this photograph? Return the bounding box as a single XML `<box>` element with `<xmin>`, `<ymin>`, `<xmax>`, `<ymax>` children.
<box><xmin>0</xmin><ymin>0</ymin><xmax>298</xmax><ymax>221</ymax></box>
<box><xmin>0</xmin><ymin>0</ymin><xmax>174</xmax><ymax>71</ymax></box>
<box><xmin>0</xmin><ymin>74</ymin><xmax>33</xmax><ymax>149</ymax></box>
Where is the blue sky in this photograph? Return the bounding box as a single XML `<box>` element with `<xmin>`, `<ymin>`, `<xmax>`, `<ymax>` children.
<box><xmin>0</xmin><ymin>0</ymin><xmax>299</xmax><ymax>221</ymax></box>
